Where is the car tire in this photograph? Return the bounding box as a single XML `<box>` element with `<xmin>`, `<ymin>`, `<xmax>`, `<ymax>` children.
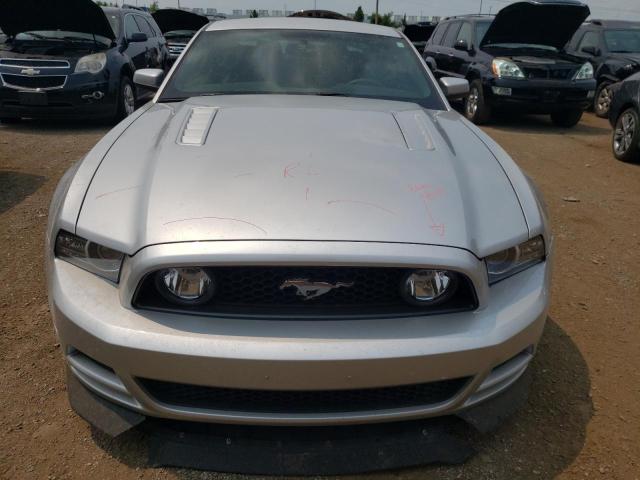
<box><xmin>115</xmin><ymin>76</ymin><xmax>136</xmax><ymax>122</ymax></box>
<box><xmin>594</xmin><ymin>82</ymin><xmax>613</xmax><ymax>118</ymax></box>
<box><xmin>612</xmin><ymin>107</ymin><xmax>640</xmax><ymax>163</ymax></box>
<box><xmin>551</xmin><ymin>109</ymin><xmax>583</xmax><ymax>128</ymax></box>
<box><xmin>464</xmin><ymin>80</ymin><xmax>492</xmax><ymax>125</ymax></box>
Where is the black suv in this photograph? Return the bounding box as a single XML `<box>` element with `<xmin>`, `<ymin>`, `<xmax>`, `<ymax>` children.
<box><xmin>0</xmin><ymin>0</ymin><xmax>168</xmax><ymax>122</ymax></box>
<box><xmin>423</xmin><ymin>0</ymin><xmax>596</xmax><ymax>127</ymax></box>
<box><xmin>568</xmin><ymin>20</ymin><xmax>640</xmax><ymax>117</ymax></box>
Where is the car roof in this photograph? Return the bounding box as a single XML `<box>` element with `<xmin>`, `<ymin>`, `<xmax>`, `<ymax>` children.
<box><xmin>205</xmin><ymin>17</ymin><xmax>401</xmax><ymax>37</ymax></box>
<box><xmin>441</xmin><ymin>14</ymin><xmax>494</xmax><ymax>22</ymax></box>
<box><xmin>584</xmin><ymin>19</ymin><xmax>640</xmax><ymax>29</ymax></box>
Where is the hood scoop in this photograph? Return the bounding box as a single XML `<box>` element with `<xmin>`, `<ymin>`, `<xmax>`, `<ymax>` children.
<box><xmin>178</xmin><ymin>107</ymin><xmax>217</xmax><ymax>146</ymax></box>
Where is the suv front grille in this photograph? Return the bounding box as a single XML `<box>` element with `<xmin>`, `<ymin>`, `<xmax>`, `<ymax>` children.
<box><xmin>522</xmin><ymin>66</ymin><xmax>576</xmax><ymax>80</ymax></box>
<box><xmin>0</xmin><ymin>58</ymin><xmax>70</xmax><ymax>68</ymax></box>
<box><xmin>133</xmin><ymin>266</ymin><xmax>478</xmax><ymax>318</ymax></box>
<box><xmin>138</xmin><ymin>377</ymin><xmax>470</xmax><ymax>414</ymax></box>
<box><xmin>1</xmin><ymin>73</ymin><xmax>66</xmax><ymax>90</ymax></box>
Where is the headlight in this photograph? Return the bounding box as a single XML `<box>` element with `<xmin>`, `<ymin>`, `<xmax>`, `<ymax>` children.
<box><xmin>492</xmin><ymin>59</ymin><xmax>525</xmax><ymax>79</ymax></box>
<box><xmin>55</xmin><ymin>231</ymin><xmax>124</xmax><ymax>282</ymax></box>
<box><xmin>74</xmin><ymin>53</ymin><xmax>107</xmax><ymax>74</ymax></box>
<box><xmin>402</xmin><ymin>270</ymin><xmax>456</xmax><ymax>306</ymax></box>
<box><xmin>485</xmin><ymin>236</ymin><xmax>545</xmax><ymax>284</ymax></box>
<box><xmin>573</xmin><ymin>62</ymin><xmax>594</xmax><ymax>81</ymax></box>
<box><xmin>156</xmin><ymin>267</ymin><xmax>215</xmax><ymax>306</ymax></box>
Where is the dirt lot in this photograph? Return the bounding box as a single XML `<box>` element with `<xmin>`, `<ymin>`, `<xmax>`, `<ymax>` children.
<box><xmin>1</xmin><ymin>112</ymin><xmax>639</xmax><ymax>480</ymax></box>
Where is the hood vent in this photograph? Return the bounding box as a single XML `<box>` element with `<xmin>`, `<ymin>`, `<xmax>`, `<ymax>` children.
<box><xmin>178</xmin><ymin>107</ymin><xmax>217</xmax><ymax>146</ymax></box>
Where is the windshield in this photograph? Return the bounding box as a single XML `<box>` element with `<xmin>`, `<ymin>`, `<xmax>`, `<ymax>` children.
<box><xmin>605</xmin><ymin>29</ymin><xmax>640</xmax><ymax>53</ymax></box>
<box><xmin>160</xmin><ymin>29</ymin><xmax>443</xmax><ymax>109</ymax></box>
<box><xmin>14</xmin><ymin>30</ymin><xmax>111</xmax><ymax>47</ymax></box>
<box><xmin>475</xmin><ymin>21</ymin><xmax>491</xmax><ymax>45</ymax></box>
<box><xmin>105</xmin><ymin>14</ymin><xmax>120</xmax><ymax>37</ymax></box>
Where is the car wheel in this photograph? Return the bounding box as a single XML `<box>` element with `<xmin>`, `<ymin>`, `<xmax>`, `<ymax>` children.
<box><xmin>115</xmin><ymin>76</ymin><xmax>136</xmax><ymax>121</ymax></box>
<box><xmin>464</xmin><ymin>80</ymin><xmax>492</xmax><ymax>125</ymax></box>
<box><xmin>612</xmin><ymin>107</ymin><xmax>640</xmax><ymax>163</ymax></box>
<box><xmin>551</xmin><ymin>109</ymin><xmax>583</xmax><ymax>128</ymax></box>
<box><xmin>594</xmin><ymin>82</ymin><xmax>613</xmax><ymax>118</ymax></box>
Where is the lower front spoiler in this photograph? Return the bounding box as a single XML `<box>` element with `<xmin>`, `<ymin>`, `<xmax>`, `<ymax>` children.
<box><xmin>68</xmin><ymin>366</ymin><xmax>532</xmax><ymax>475</ymax></box>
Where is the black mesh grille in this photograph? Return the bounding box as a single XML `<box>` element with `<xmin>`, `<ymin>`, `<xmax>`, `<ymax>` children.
<box><xmin>522</xmin><ymin>66</ymin><xmax>576</xmax><ymax>80</ymax></box>
<box><xmin>0</xmin><ymin>59</ymin><xmax>69</xmax><ymax>68</ymax></box>
<box><xmin>138</xmin><ymin>377</ymin><xmax>470</xmax><ymax>413</ymax></box>
<box><xmin>133</xmin><ymin>266</ymin><xmax>478</xmax><ymax>317</ymax></box>
<box><xmin>1</xmin><ymin>73</ymin><xmax>66</xmax><ymax>89</ymax></box>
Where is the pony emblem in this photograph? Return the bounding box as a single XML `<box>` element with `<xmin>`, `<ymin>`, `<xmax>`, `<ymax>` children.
<box><xmin>279</xmin><ymin>278</ymin><xmax>355</xmax><ymax>300</ymax></box>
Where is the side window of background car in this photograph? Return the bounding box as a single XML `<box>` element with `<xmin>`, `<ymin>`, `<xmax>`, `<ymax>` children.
<box><xmin>578</xmin><ymin>31</ymin><xmax>600</xmax><ymax>55</ymax></box>
<box><xmin>442</xmin><ymin>22</ymin><xmax>462</xmax><ymax>48</ymax></box>
<box><xmin>125</xmin><ymin>15</ymin><xmax>141</xmax><ymax>39</ymax></box>
<box><xmin>134</xmin><ymin>16</ymin><xmax>155</xmax><ymax>38</ymax></box>
<box><xmin>430</xmin><ymin>23</ymin><xmax>448</xmax><ymax>46</ymax></box>
<box><xmin>456</xmin><ymin>22</ymin><xmax>472</xmax><ymax>48</ymax></box>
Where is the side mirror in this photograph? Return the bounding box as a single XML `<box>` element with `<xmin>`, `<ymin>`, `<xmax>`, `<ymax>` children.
<box><xmin>128</xmin><ymin>32</ymin><xmax>148</xmax><ymax>43</ymax></box>
<box><xmin>581</xmin><ymin>45</ymin><xmax>600</xmax><ymax>56</ymax></box>
<box><xmin>424</xmin><ymin>56</ymin><xmax>437</xmax><ymax>72</ymax></box>
<box><xmin>134</xmin><ymin>68</ymin><xmax>165</xmax><ymax>90</ymax></box>
<box><xmin>454</xmin><ymin>39</ymin><xmax>470</xmax><ymax>51</ymax></box>
<box><xmin>439</xmin><ymin>77</ymin><xmax>469</xmax><ymax>100</ymax></box>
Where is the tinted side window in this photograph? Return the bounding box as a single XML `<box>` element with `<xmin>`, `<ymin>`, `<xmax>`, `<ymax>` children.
<box><xmin>578</xmin><ymin>31</ymin><xmax>600</xmax><ymax>51</ymax></box>
<box><xmin>430</xmin><ymin>23</ymin><xmax>448</xmax><ymax>45</ymax></box>
<box><xmin>475</xmin><ymin>21</ymin><xmax>491</xmax><ymax>45</ymax></box>
<box><xmin>442</xmin><ymin>22</ymin><xmax>461</xmax><ymax>47</ymax></box>
<box><xmin>135</xmin><ymin>15</ymin><xmax>155</xmax><ymax>37</ymax></box>
<box><xmin>457</xmin><ymin>22</ymin><xmax>472</xmax><ymax>45</ymax></box>
<box><xmin>124</xmin><ymin>15</ymin><xmax>141</xmax><ymax>37</ymax></box>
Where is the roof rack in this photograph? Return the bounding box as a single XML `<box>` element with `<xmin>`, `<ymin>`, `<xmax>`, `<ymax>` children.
<box><xmin>442</xmin><ymin>13</ymin><xmax>495</xmax><ymax>21</ymax></box>
<box><xmin>121</xmin><ymin>4</ymin><xmax>146</xmax><ymax>11</ymax></box>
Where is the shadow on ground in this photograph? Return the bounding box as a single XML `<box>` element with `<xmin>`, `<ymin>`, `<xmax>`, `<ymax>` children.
<box><xmin>0</xmin><ymin>118</ymin><xmax>110</xmax><ymax>135</ymax></box>
<box><xmin>0</xmin><ymin>171</ymin><xmax>46</xmax><ymax>214</ymax></box>
<box><xmin>487</xmin><ymin>113</ymin><xmax>611</xmax><ymax>136</ymax></box>
<box><xmin>91</xmin><ymin>318</ymin><xmax>592</xmax><ymax>479</ymax></box>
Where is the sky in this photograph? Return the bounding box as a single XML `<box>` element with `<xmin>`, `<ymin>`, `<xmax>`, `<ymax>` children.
<box><xmin>148</xmin><ymin>0</ymin><xmax>640</xmax><ymax>20</ymax></box>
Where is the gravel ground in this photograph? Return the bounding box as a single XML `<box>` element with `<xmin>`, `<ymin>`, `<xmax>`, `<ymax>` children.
<box><xmin>0</xmin><ymin>113</ymin><xmax>639</xmax><ymax>480</ymax></box>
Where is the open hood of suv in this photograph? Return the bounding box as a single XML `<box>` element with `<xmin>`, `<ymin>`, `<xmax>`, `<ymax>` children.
<box><xmin>152</xmin><ymin>9</ymin><xmax>209</xmax><ymax>34</ymax></box>
<box><xmin>481</xmin><ymin>0</ymin><xmax>590</xmax><ymax>50</ymax></box>
<box><xmin>0</xmin><ymin>0</ymin><xmax>115</xmax><ymax>40</ymax></box>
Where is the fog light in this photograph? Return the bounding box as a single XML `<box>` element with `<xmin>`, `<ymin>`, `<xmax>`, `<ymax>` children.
<box><xmin>492</xmin><ymin>86</ymin><xmax>512</xmax><ymax>96</ymax></box>
<box><xmin>156</xmin><ymin>267</ymin><xmax>215</xmax><ymax>305</ymax></box>
<box><xmin>402</xmin><ymin>270</ymin><xmax>456</xmax><ymax>306</ymax></box>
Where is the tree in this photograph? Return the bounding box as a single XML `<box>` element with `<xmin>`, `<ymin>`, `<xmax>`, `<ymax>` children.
<box><xmin>250</xmin><ymin>9</ymin><xmax>259</xmax><ymax>18</ymax></box>
<box><xmin>354</xmin><ymin>6</ymin><xmax>365</xmax><ymax>22</ymax></box>
<box><xmin>149</xmin><ymin>1</ymin><xmax>159</xmax><ymax>13</ymax></box>
<box><xmin>369</xmin><ymin>12</ymin><xmax>397</xmax><ymax>27</ymax></box>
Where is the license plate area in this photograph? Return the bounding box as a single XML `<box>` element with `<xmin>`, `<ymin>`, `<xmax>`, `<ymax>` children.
<box><xmin>18</xmin><ymin>91</ymin><xmax>48</xmax><ymax>106</ymax></box>
<box><xmin>541</xmin><ymin>90</ymin><xmax>560</xmax><ymax>103</ymax></box>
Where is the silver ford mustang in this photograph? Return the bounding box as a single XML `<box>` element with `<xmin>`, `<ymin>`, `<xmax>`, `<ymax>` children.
<box><xmin>47</xmin><ymin>18</ymin><xmax>552</xmax><ymax>436</ymax></box>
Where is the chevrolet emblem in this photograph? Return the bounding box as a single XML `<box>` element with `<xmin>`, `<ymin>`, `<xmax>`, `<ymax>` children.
<box><xmin>20</xmin><ymin>68</ymin><xmax>40</xmax><ymax>76</ymax></box>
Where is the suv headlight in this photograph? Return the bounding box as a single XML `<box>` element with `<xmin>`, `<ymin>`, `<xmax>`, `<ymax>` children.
<box><xmin>55</xmin><ymin>231</ymin><xmax>124</xmax><ymax>282</ymax></box>
<box><xmin>492</xmin><ymin>59</ymin><xmax>525</xmax><ymax>79</ymax></box>
<box><xmin>573</xmin><ymin>62</ymin><xmax>594</xmax><ymax>80</ymax></box>
<box><xmin>485</xmin><ymin>236</ymin><xmax>545</xmax><ymax>284</ymax></box>
<box><xmin>74</xmin><ymin>53</ymin><xmax>107</xmax><ymax>74</ymax></box>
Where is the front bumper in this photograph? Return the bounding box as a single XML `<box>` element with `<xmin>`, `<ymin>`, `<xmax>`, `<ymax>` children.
<box><xmin>49</xmin><ymin>241</ymin><xmax>550</xmax><ymax>427</ymax></box>
<box><xmin>0</xmin><ymin>73</ymin><xmax>117</xmax><ymax>119</ymax></box>
<box><xmin>485</xmin><ymin>78</ymin><xmax>596</xmax><ymax>113</ymax></box>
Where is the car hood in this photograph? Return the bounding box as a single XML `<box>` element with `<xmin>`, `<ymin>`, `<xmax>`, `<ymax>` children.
<box><xmin>152</xmin><ymin>9</ymin><xmax>209</xmax><ymax>34</ymax></box>
<box><xmin>76</xmin><ymin>96</ymin><xmax>529</xmax><ymax>257</ymax></box>
<box><xmin>0</xmin><ymin>0</ymin><xmax>115</xmax><ymax>39</ymax></box>
<box><xmin>610</xmin><ymin>52</ymin><xmax>640</xmax><ymax>65</ymax></box>
<box><xmin>481</xmin><ymin>0</ymin><xmax>590</xmax><ymax>50</ymax></box>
